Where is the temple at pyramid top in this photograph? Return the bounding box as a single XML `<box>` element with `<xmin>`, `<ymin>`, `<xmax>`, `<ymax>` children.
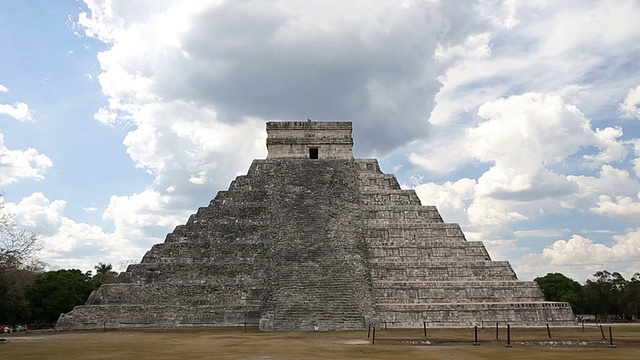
<box><xmin>266</xmin><ymin>121</ymin><xmax>354</xmax><ymax>159</ymax></box>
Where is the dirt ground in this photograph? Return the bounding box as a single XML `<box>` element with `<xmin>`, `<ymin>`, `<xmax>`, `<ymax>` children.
<box><xmin>1</xmin><ymin>324</ymin><xmax>638</xmax><ymax>359</ymax></box>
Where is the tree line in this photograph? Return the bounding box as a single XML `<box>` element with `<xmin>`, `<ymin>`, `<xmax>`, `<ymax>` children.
<box><xmin>0</xmin><ymin>263</ymin><xmax>118</xmax><ymax>325</ymax></box>
<box><xmin>534</xmin><ymin>271</ymin><xmax>640</xmax><ymax>322</ymax></box>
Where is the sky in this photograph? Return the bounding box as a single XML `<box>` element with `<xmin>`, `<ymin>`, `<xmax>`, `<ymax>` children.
<box><xmin>1</xmin><ymin>0</ymin><xmax>639</xmax><ymax>283</ymax></box>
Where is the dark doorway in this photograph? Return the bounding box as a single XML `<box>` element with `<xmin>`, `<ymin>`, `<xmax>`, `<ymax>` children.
<box><xmin>309</xmin><ymin>148</ymin><xmax>319</xmax><ymax>159</ymax></box>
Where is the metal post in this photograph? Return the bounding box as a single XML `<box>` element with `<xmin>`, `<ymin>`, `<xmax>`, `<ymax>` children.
<box><xmin>495</xmin><ymin>322</ymin><xmax>499</xmax><ymax>340</ymax></box>
<box><xmin>384</xmin><ymin>321</ymin><xmax>387</xmax><ymax>330</ymax></box>
<box><xmin>505</xmin><ymin>324</ymin><xmax>512</xmax><ymax>348</ymax></box>
<box><xmin>546</xmin><ymin>323</ymin><xmax>551</xmax><ymax>339</ymax></box>
<box><xmin>367</xmin><ymin>324</ymin><xmax>371</xmax><ymax>338</ymax></box>
<box><xmin>474</xmin><ymin>326</ymin><xmax>479</xmax><ymax>345</ymax></box>
<box><xmin>372</xmin><ymin>326</ymin><xmax>376</xmax><ymax>345</ymax></box>
<box><xmin>600</xmin><ymin>324</ymin><xmax>605</xmax><ymax>339</ymax></box>
<box><xmin>244</xmin><ymin>321</ymin><xmax>247</xmax><ymax>333</ymax></box>
<box><xmin>423</xmin><ymin>321</ymin><xmax>427</xmax><ymax>338</ymax></box>
<box><xmin>608</xmin><ymin>326</ymin><xmax>616</xmax><ymax>348</ymax></box>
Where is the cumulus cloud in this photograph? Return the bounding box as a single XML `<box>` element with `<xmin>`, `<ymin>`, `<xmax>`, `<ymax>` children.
<box><xmin>444</xmin><ymin>91</ymin><xmax>608</xmax><ymax>233</ymax></box>
<box><xmin>0</xmin><ymin>84</ymin><xmax>33</xmax><ymax>121</ymax></box>
<box><xmin>619</xmin><ymin>85</ymin><xmax>640</xmax><ymax>119</ymax></box>
<box><xmin>3</xmin><ymin>193</ymin><xmax>65</xmax><ymax>236</ymax></box>
<box><xmin>80</xmin><ymin>0</ymin><xmax>496</xmax><ymax>155</ymax></box>
<box><xmin>431</xmin><ymin>0</ymin><xmax>640</xmax><ymax>126</ymax></box>
<box><xmin>103</xmin><ymin>189</ymin><xmax>188</xmax><ymax>242</ymax></box>
<box><xmin>514</xmin><ymin>229</ymin><xmax>640</xmax><ymax>281</ymax></box>
<box><xmin>0</xmin><ymin>133</ymin><xmax>53</xmax><ymax>186</ymax></box>
<box><xmin>632</xmin><ymin>139</ymin><xmax>640</xmax><ymax>178</ymax></box>
<box><xmin>0</xmin><ymin>102</ymin><xmax>34</xmax><ymax>122</ymax></box>
<box><xmin>413</xmin><ymin>178</ymin><xmax>476</xmax><ymax>224</ymax></box>
<box><xmin>543</xmin><ymin>230</ymin><xmax>640</xmax><ymax>267</ymax></box>
<box><xmin>592</xmin><ymin>195</ymin><xmax>640</xmax><ymax>219</ymax></box>
<box><xmin>582</xmin><ymin>127</ymin><xmax>627</xmax><ymax>167</ymax></box>
<box><xmin>470</xmin><ymin>92</ymin><xmax>588</xmax><ymax>197</ymax></box>
<box><xmin>568</xmin><ymin>165</ymin><xmax>639</xmax><ymax>208</ymax></box>
<box><xmin>7</xmin><ymin>192</ymin><xmax>144</xmax><ymax>271</ymax></box>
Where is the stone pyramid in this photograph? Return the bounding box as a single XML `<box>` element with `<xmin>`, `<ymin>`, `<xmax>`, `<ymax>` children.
<box><xmin>56</xmin><ymin>121</ymin><xmax>575</xmax><ymax>331</ymax></box>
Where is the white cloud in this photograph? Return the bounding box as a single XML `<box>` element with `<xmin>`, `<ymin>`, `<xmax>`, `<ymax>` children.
<box><xmin>620</xmin><ymin>85</ymin><xmax>640</xmax><ymax>119</ymax></box>
<box><xmin>582</xmin><ymin>127</ymin><xmax>627</xmax><ymax>167</ymax></box>
<box><xmin>632</xmin><ymin>139</ymin><xmax>640</xmax><ymax>178</ymax></box>
<box><xmin>103</xmin><ymin>189</ymin><xmax>187</xmax><ymax>241</ymax></box>
<box><xmin>459</xmin><ymin>91</ymin><xmax>597</xmax><ymax>231</ymax></box>
<box><xmin>93</xmin><ymin>106</ymin><xmax>117</xmax><ymax>125</ymax></box>
<box><xmin>514</xmin><ymin>229</ymin><xmax>567</xmax><ymax>238</ymax></box>
<box><xmin>7</xmin><ymin>192</ymin><xmax>146</xmax><ymax>272</ymax></box>
<box><xmin>81</xmin><ymin>0</ymin><xmax>495</xmax><ymax>155</ymax></box>
<box><xmin>471</xmin><ymin>91</ymin><xmax>593</xmax><ymax>167</ymax></box>
<box><xmin>0</xmin><ymin>83</ymin><xmax>34</xmax><ymax>121</ymax></box>
<box><xmin>515</xmin><ymin>229</ymin><xmax>640</xmax><ymax>281</ymax></box>
<box><xmin>543</xmin><ymin>230</ymin><xmax>640</xmax><ymax>267</ymax></box>
<box><xmin>413</xmin><ymin>178</ymin><xmax>476</xmax><ymax>225</ymax></box>
<box><xmin>4</xmin><ymin>192</ymin><xmax>65</xmax><ymax>236</ymax></box>
<box><xmin>568</xmin><ymin>165</ymin><xmax>639</xmax><ymax>208</ymax></box>
<box><xmin>0</xmin><ymin>101</ymin><xmax>33</xmax><ymax>122</ymax></box>
<box><xmin>0</xmin><ymin>133</ymin><xmax>53</xmax><ymax>186</ymax></box>
<box><xmin>592</xmin><ymin>195</ymin><xmax>640</xmax><ymax>219</ymax></box>
<box><xmin>430</xmin><ymin>1</ymin><xmax>640</xmax><ymax>126</ymax></box>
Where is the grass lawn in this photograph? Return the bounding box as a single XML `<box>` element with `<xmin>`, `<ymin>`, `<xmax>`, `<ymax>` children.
<box><xmin>1</xmin><ymin>324</ymin><xmax>638</xmax><ymax>359</ymax></box>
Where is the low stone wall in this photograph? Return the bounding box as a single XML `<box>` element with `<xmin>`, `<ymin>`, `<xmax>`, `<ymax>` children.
<box><xmin>375</xmin><ymin>302</ymin><xmax>576</xmax><ymax>327</ymax></box>
<box><xmin>56</xmin><ymin>304</ymin><xmax>259</xmax><ymax>331</ymax></box>
<box><xmin>86</xmin><ymin>283</ymin><xmax>264</xmax><ymax>307</ymax></box>
<box><xmin>373</xmin><ymin>280</ymin><xmax>545</xmax><ymax>303</ymax></box>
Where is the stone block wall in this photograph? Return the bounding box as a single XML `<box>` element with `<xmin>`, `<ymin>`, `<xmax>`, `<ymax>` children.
<box><xmin>266</xmin><ymin>121</ymin><xmax>354</xmax><ymax>159</ymax></box>
<box><xmin>375</xmin><ymin>302</ymin><xmax>575</xmax><ymax>327</ymax></box>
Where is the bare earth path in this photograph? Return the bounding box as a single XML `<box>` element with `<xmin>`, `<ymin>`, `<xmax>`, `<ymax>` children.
<box><xmin>1</xmin><ymin>325</ymin><xmax>639</xmax><ymax>359</ymax></box>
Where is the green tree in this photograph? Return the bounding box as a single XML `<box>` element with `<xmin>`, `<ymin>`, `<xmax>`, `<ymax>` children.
<box><xmin>582</xmin><ymin>270</ymin><xmax>627</xmax><ymax>321</ymax></box>
<box><xmin>93</xmin><ymin>262</ymin><xmax>118</xmax><ymax>287</ymax></box>
<box><xmin>621</xmin><ymin>273</ymin><xmax>640</xmax><ymax>322</ymax></box>
<box><xmin>0</xmin><ymin>267</ymin><xmax>39</xmax><ymax>323</ymax></box>
<box><xmin>534</xmin><ymin>272</ymin><xmax>584</xmax><ymax>313</ymax></box>
<box><xmin>26</xmin><ymin>269</ymin><xmax>95</xmax><ymax>323</ymax></box>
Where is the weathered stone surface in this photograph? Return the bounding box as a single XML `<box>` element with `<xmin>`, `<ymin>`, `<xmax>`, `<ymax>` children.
<box><xmin>266</xmin><ymin>121</ymin><xmax>353</xmax><ymax>159</ymax></box>
<box><xmin>56</xmin><ymin>121</ymin><xmax>575</xmax><ymax>331</ymax></box>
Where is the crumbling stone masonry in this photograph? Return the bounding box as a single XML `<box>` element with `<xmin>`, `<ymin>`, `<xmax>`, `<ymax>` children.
<box><xmin>56</xmin><ymin>121</ymin><xmax>575</xmax><ymax>331</ymax></box>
